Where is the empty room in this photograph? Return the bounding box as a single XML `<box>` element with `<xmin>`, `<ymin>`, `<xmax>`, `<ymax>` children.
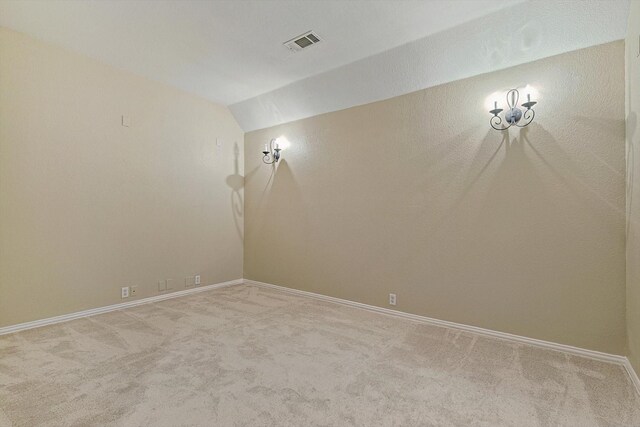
<box><xmin>1</xmin><ymin>0</ymin><xmax>640</xmax><ymax>425</ymax></box>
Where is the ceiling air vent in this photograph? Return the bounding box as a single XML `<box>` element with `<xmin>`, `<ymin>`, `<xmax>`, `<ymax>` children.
<box><xmin>283</xmin><ymin>31</ymin><xmax>322</xmax><ymax>52</ymax></box>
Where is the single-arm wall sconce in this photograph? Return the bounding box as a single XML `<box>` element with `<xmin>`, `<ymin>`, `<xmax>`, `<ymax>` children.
<box><xmin>262</xmin><ymin>138</ymin><xmax>281</xmax><ymax>164</ymax></box>
<box><xmin>489</xmin><ymin>88</ymin><xmax>537</xmax><ymax>131</ymax></box>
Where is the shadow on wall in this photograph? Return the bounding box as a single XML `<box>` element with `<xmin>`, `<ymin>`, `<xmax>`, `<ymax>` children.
<box><xmin>258</xmin><ymin>159</ymin><xmax>303</xmax><ymax>227</ymax></box>
<box><xmin>444</xmin><ymin>129</ymin><xmax>508</xmax><ymax>223</ymax></box>
<box><xmin>413</xmin><ymin>127</ymin><xmax>506</xmax><ymax>239</ymax></box>
<box><xmin>416</xmin><ymin>117</ymin><xmax>624</xmax><ymax>301</ymax></box>
<box><xmin>426</xmin><ymin>127</ymin><xmax>541</xmax><ymax>241</ymax></box>
<box><xmin>423</xmin><ymin>119</ymin><xmax>625</xmax><ymax>256</ymax></box>
<box><xmin>571</xmin><ymin>115</ymin><xmax>627</xmax><ymax>176</ymax></box>
<box><xmin>524</xmin><ymin>122</ymin><xmax>624</xmax><ymax>220</ymax></box>
<box><xmin>226</xmin><ymin>142</ymin><xmax>245</xmax><ymax>241</ymax></box>
<box><xmin>251</xmin><ymin>159</ymin><xmax>310</xmax><ymax>284</ymax></box>
<box><xmin>248</xmin><ymin>157</ymin><xmax>279</xmax><ymax>211</ymax></box>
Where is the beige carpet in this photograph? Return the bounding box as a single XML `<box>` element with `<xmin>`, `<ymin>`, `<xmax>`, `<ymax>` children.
<box><xmin>0</xmin><ymin>284</ymin><xmax>638</xmax><ymax>426</ymax></box>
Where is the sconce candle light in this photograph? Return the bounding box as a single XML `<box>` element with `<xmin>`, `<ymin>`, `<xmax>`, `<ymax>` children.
<box><xmin>489</xmin><ymin>88</ymin><xmax>537</xmax><ymax>131</ymax></box>
<box><xmin>262</xmin><ymin>138</ymin><xmax>281</xmax><ymax>164</ymax></box>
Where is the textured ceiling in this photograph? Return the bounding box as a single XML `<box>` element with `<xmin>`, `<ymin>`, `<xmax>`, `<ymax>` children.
<box><xmin>0</xmin><ymin>0</ymin><xmax>522</xmax><ymax>105</ymax></box>
<box><xmin>0</xmin><ymin>0</ymin><xmax>630</xmax><ymax>131</ymax></box>
<box><xmin>231</xmin><ymin>0</ymin><xmax>630</xmax><ymax>131</ymax></box>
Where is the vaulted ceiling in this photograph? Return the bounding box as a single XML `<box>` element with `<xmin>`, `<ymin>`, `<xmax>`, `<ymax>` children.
<box><xmin>0</xmin><ymin>0</ymin><xmax>630</xmax><ymax>131</ymax></box>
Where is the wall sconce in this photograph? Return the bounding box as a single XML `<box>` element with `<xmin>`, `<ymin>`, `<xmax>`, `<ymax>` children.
<box><xmin>262</xmin><ymin>138</ymin><xmax>281</xmax><ymax>164</ymax></box>
<box><xmin>489</xmin><ymin>88</ymin><xmax>537</xmax><ymax>131</ymax></box>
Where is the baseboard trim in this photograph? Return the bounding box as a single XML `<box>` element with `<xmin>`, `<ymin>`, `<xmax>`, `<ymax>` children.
<box><xmin>2</xmin><ymin>277</ymin><xmax>638</xmax><ymax>395</ymax></box>
<box><xmin>0</xmin><ymin>278</ymin><xmax>244</xmax><ymax>336</ymax></box>
<box><xmin>244</xmin><ymin>279</ymin><xmax>628</xmax><ymax>366</ymax></box>
<box><xmin>623</xmin><ymin>358</ymin><xmax>640</xmax><ymax>396</ymax></box>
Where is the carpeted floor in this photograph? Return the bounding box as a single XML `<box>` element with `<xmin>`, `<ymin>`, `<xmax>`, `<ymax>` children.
<box><xmin>0</xmin><ymin>284</ymin><xmax>638</xmax><ymax>426</ymax></box>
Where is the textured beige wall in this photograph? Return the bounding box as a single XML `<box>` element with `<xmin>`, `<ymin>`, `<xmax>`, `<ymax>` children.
<box><xmin>626</xmin><ymin>1</ymin><xmax>640</xmax><ymax>372</ymax></box>
<box><xmin>245</xmin><ymin>42</ymin><xmax>626</xmax><ymax>354</ymax></box>
<box><xmin>0</xmin><ymin>28</ymin><xmax>244</xmax><ymax>327</ymax></box>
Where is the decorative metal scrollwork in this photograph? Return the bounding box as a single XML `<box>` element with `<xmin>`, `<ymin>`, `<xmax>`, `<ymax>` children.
<box><xmin>489</xmin><ymin>89</ymin><xmax>537</xmax><ymax>131</ymax></box>
<box><xmin>262</xmin><ymin>138</ymin><xmax>281</xmax><ymax>164</ymax></box>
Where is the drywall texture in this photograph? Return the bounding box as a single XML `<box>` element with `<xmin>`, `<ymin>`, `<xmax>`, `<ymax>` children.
<box><xmin>626</xmin><ymin>0</ymin><xmax>640</xmax><ymax>373</ymax></box>
<box><xmin>0</xmin><ymin>28</ymin><xmax>244</xmax><ymax>327</ymax></box>
<box><xmin>245</xmin><ymin>42</ymin><xmax>627</xmax><ymax>354</ymax></box>
<box><xmin>230</xmin><ymin>0</ymin><xmax>629</xmax><ymax>131</ymax></box>
<box><xmin>0</xmin><ymin>0</ymin><xmax>524</xmax><ymax>106</ymax></box>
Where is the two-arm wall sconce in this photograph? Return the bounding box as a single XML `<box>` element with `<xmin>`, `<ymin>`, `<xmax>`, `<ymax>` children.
<box><xmin>261</xmin><ymin>138</ymin><xmax>282</xmax><ymax>164</ymax></box>
<box><xmin>489</xmin><ymin>88</ymin><xmax>537</xmax><ymax>131</ymax></box>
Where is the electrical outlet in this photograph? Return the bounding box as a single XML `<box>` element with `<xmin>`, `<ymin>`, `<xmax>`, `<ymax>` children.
<box><xmin>165</xmin><ymin>279</ymin><xmax>173</xmax><ymax>290</ymax></box>
<box><xmin>158</xmin><ymin>280</ymin><xmax>166</xmax><ymax>292</ymax></box>
<box><xmin>121</xmin><ymin>287</ymin><xmax>130</xmax><ymax>298</ymax></box>
<box><xmin>130</xmin><ymin>286</ymin><xmax>137</xmax><ymax>296</ymax></box>
<box><xmin>389</xmin><ymin>293</ymin><xmax>397</xmax><ymax>306</ymax></box>
<box><xmin>195</xmin><ymin>275</ymin><xmax>201</xmax><ymax>286</ymax></box>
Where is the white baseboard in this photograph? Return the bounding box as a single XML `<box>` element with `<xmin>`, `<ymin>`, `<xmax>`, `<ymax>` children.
<box><xmin>623</xmin><ymin>358</ymin><xmax>640</xmax><ymax>396</ymax></box>
<box><xmin>2</xmin><ymin>276</ymin><xmax>638</xmax><ymax>396</ymax></box>
<box><xmin>0</xmin><ymin>278</ymin><xmax>244</xmax><ymax>336</ymax></box>
<box><xmin>243</xmin><ymin>279</ymin><xmax>635</xmax><ymax>369</ymax></box>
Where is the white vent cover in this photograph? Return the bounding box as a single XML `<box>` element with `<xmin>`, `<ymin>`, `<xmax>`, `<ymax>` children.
<box><xmin>283</xmin><ymin>31</ymin><xmax>322</xmax><ymax>52</ymax></box>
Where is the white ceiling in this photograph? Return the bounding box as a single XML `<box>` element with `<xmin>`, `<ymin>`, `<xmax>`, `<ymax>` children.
<box><xmin>0</xmin><ymin>0</ymin><xmax>523</xmax><ymax>104</ymax></box>
<box><xmin>231</xmin><ymin>0</ymin><xmax>631</xmax><ymax>131</ymax></box>
<box><xmin>0</xmin><ymin>0</ymin><xmax>631</xmax><ymax>131</ymax></box>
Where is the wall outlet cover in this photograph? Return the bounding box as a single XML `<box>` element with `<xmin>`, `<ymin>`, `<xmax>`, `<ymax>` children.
<box><xmin>389</xmin><ymin>293</ymin><xmax>397</xmax><ymax>306</ymax></box>
<box><xmin>185</xmin><ymin>277</ymin><xmax>194</xmax><ymax>288</ymax></box>
<box><xmin>195</xmin><ymin>275</ymin><xmax>201</xmax><ymax>285</ymax></box>
<box><xmin>121</xmin><ymin>287</ymin><xmax>130</xmax><ymax>298</ymax></box>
